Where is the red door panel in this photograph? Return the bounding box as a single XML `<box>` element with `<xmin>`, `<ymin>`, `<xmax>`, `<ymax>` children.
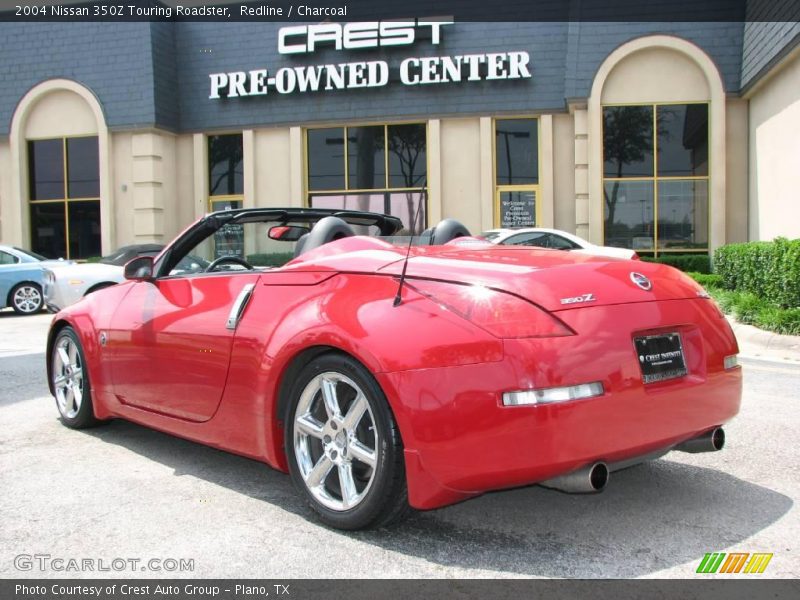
<box><xmin>108</xmin><ymin>274</ymin><xmax>261</xmax><ymax>422</ymax></box>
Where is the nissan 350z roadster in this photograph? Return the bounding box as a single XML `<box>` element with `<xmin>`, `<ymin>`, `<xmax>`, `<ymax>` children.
<box><xmin>46</xmin><ymin>207</ymin><xmax>741</xmax><ymax>529</ymax></box>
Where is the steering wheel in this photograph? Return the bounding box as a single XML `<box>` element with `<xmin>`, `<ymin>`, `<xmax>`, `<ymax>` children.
<box><xmin>204</xmin><ymin>256</ymin><xmax>254</xmax><ymax>272</ymax></box>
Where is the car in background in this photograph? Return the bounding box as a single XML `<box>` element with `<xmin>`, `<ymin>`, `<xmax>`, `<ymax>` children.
<box><xmin>0</xmin><ymin>245</ymin><xmax>71</xmax><ymax>315</ymax></box>
<box><xmin>43</xmin><ymin>244</ymin><xmax>211</xmax><ymax>312</ymax></box>
<box><xmin>481</xmin><ymin>228</ymin><xmax>639</xmax><ymax>260</ymax></box>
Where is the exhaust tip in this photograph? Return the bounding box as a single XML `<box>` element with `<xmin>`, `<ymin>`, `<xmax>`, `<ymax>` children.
<box><xmin>589</xmin><ymin>462</ymin><xmax>609</xmax><ymax>491</ymax></box>
<box><xmin>711</xmin><ymin>427</ymin><xmax>725</xmax><ymax>451</ymax></box>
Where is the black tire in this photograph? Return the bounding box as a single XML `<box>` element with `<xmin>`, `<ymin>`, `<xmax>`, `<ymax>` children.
<box><xmin>50</xmin><ymin>326</ymin><xmax>101</xmax><ymax>429</ymax></box>
<box><xmin>9</xmin><ymin>282</ymin><xmax>43</xmax><ymax>314</ymax></box>
<box><xmin>285</xmin><ymin>352</ymin><xmax>409</xmax><ymax>530</ymax></box>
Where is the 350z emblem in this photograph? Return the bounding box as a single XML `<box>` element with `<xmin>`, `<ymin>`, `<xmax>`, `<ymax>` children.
<box><xmin>560</xmin><ymin>293</ymin><xmax>596</xmax><ymax>305</ymax></box>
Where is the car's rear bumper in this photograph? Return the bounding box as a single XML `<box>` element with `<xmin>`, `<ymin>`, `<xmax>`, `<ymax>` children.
<box><xmin>378</xmin><ymin>298</ymin><xmax>742</xmax><ymax>510</ymax></box>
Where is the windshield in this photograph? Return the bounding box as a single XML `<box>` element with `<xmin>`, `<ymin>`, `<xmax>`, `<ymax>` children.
<box><xmin>12</xmin><ymin>246</ymin><xmax>48</xmax><ymax>261</ymax></box>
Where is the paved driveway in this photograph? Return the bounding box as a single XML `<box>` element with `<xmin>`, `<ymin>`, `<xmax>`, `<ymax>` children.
<box><xmin>0</xmin><ymin>310</ymin><xmax>797</xmax><ymax>578</ymax></box>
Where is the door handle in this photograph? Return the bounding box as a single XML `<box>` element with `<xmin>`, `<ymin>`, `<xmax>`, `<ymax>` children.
<box><xmin>226</xmin><ymin>283</ymin><xmax>256</xmax><ymax>330</ymax></box>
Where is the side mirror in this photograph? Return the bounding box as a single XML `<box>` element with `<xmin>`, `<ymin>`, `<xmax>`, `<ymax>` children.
<box><xmin>268</xmin><ymin>225</ymin><xmax>310</xmax><ymax>242</ymax></box>
<box><xmin>124</xmin><ymin>256</ymin><xmax>154</xmax><ymax>281</ymax></box>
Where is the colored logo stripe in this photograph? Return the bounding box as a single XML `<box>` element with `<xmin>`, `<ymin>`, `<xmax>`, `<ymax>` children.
<box><xmin>720</xmin><ymin>553</ymin><xmax>749</xmax><ymax>573</ymax></box>
<box><xmin>697</xmin><ymin>552</ymin><xmax>773</xmax><ymax>574</ymax></box>
<box><xmin>744</xmin><ymin>553</ymin><xmax>773</xmax><ymax>574</ymax></box>
<box><xmin>697</xmin><ymin>553</ymin><xmax>725</xmax><ymax>573</ymax></box>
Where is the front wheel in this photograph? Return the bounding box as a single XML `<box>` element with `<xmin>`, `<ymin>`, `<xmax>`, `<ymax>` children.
<box><xmin>10</xmin><ymin>282</ymin><xmax>43</xmax><ymax>314</ymax></box>
<box><xmin>51</xmin><ymin>326</ymin><xmax>101</xmax><ymax>429</ymax></box>
<box><xmin>285</xmin><ymin>353</ymin><xmax>409</xmax><ymax>530</ymax></box>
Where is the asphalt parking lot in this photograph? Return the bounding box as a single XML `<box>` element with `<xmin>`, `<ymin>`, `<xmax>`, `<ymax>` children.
<box><xmin>0</xmin><ymin>309</ymin><xmax>798</xmax><ymax>578</ymax></box>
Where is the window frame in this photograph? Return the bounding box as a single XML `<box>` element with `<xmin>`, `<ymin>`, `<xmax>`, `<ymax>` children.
<box><xmin>493</xmin><ymin>117</ymin><xmax>541</xmax><ymax>228</ymax></box>
<box><xmin>601</xmin><ymin>101</ymin><xmax>710</xmax><ymax>256</ymax></box>
<box><xmin>27</xmin><ymin>134</ymin><xmax>101</xmax><ymax>260</ymax></box>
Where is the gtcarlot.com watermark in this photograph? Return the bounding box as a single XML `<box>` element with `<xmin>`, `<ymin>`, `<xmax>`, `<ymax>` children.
<box><xmin>14</xmin><ymin>553</ymin><xmax>195</xmax><ymax>573</ymax></box>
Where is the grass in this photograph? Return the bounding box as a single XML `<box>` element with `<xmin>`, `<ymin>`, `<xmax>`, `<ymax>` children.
<box><xmin>687</xmin><ymin>272</ymin><xmax>800</xmax><ymax>336</ymax></box>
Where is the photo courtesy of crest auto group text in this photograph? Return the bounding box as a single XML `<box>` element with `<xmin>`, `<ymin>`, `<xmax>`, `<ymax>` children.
<box><xmin>0</xmin><ymin>0</ymin><xmax>799</xmax><ymax>597</ymax></box>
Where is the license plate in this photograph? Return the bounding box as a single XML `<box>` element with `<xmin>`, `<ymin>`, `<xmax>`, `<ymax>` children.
<box><xmin>634</xmin><ymin>333</ymin><xmax>688</xmax><ymax>383</ymax></box>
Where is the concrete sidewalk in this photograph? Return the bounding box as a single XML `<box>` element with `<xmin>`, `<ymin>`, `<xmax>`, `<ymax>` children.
<box><xmin>727</xmin><ymin>316</ymin><xmax>800</xmax><ymax>364</ymax></box>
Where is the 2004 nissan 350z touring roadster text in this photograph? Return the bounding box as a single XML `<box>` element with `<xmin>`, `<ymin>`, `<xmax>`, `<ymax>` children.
<box><xmin>46</xmin><ymin>207</ymin><xmax>741</xmax><ymax>530</ymax></box>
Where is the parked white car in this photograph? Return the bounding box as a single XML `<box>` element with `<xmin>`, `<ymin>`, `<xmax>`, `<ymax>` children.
<box><xmin>43</xmin><ymin>244</ymin><xmax>164</xmax><ymax>312</ymax></box>
<box><xmin>480</xmin><ymin>228</ymin><xmax>639</xmax><ymax>260</ymax></box>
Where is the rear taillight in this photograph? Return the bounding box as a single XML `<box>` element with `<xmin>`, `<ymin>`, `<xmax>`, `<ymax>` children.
<box><xmin>407</xmin><ymin>279</ymin><xmax>574</xmax><ymax>338</ymax></box>
<box><xmin>631</xmin><ymin>252</ymin><xmax>640</xmax><ymax>260</ymax></box>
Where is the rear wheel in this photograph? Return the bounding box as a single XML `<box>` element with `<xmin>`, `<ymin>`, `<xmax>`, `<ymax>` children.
<box><xmin>285</xmin><ymin>353</ymin><xmax>409</xmax><ymax>530</ymax></box>
<box><xmin>10</xmin><ymin>282</ymin><xmax>42</xmax><ymax>314</ymax></box>
<box><xmin>51</xmin><ymin>326</ymin><xmax>101</xmax><ymax>429</ymax></box>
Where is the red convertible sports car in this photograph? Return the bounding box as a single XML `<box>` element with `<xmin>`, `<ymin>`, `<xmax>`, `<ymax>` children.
<box><xmin>47</xmin><ymin>207</ymin><xmax>741</xmax><ymax>530</ymax></box>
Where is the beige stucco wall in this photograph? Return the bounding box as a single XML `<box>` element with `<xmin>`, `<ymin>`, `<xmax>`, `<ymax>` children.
<box><xmin>24</xmin><ymin>90</ymin><xmax>98</xmax><ymax>139</ymax></box>
<box><xmin>747</xmin><ymin>51</ymin><xmax>800</xmax><ymax>241</ymax></box>
<box><xmin>0</xmin><ymin>140</ymin><xmax>12</xmax><ymax>245</ymax></box>
<box><xmin>111</xmin><ymin>132</ymin><xmax>135</xmax><ymax>246</ymax></box>
<box><xmin>438</xmin><ymin>117</ymin><xmax>485</xmax><ymax>233</ymax></box>
<box><xmin>254</xmin><ymin>128</ymin><xmax>293</xmax><ymax>208</ymax></box>
<box><xmin>552</xmin><ymin>112</ymin><xmax>576</xmax><ymax>233</ymax></box>
<box><xmin>725</xmin><ymin>98</ymin><xmax>749</xmax><ymax>244</ymax></box>
<box><xmin>600</xmin><ymin>47</ymin><xmax>710</xmax><ymax>104</ymax></box>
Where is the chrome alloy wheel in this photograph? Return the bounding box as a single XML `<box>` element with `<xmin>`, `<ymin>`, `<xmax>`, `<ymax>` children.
<box><xmin>53</xmin><ymin>336</ymin><xmax>84</xmax><ymax>419</ymax></box>
<box><xmin>293</xmin><ymin>372</ymin><xmax>379</xmax><ymax>511</ymax></box>
<box><xmin>13</xmin><ymin>285</ymin><xmax>42</xmax><ymax>313</ymax></box>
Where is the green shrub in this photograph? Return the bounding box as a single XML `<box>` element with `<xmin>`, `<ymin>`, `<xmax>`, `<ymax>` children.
<box><xmin>640</xmin><ymin>254</ymin><xmax>712</xmax><ymax>274</ymax></box>
<box><xmin>754</xmin><ymin>307</ymin><xmax>800</xmax><ymax>336</ymax></box>
<box><xmin>713</xmin><ymin>237</ymin><xmax>800</xmax><ymax>309</ymax></box>
<box><xmin>730</xmin><ymin>292</ymin><xmax>765</xmax><ymax>324</ymax></box>
<box><xmin>687</xmin><ymin>272</ymin><xmax>723</xmax><ymax>288</ymax></box>
<box><xmin>246</xmin><ymin>252</ymin><xmax>295</xmax><ymax>267</ymax></box>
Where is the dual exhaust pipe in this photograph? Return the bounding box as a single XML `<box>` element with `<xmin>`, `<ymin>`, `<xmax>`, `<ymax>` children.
<box><xmin>539</xmin><ymin>427</ymin><xmax>725</xmax><ymax>494</ymax></box>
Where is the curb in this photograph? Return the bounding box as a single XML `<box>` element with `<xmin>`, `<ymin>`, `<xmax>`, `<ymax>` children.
<box><xmin>727</xmin><ymin>316</ymin><xmax>800</xmax><ymax>365</ymax></box>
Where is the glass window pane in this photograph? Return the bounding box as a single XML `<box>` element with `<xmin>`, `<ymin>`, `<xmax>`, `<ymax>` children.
<box><xmin>657</xmin><ymin>180</ymin><xmax>709</xmax><ymax>249</ymax></box>
<box><xmin>499</xmin><ymin>190</ymin><xmax>537</xmax><ymax>227</ymax></box>
<box><xmin>503</xmin><ymin>232</ymin><xmax>548</xmax><ymax>247</ymax></box>
<box><xmin>30</xmin><ymin>202</ymin><xmax>66</xmax><ymax>258</ymax></box>
<box><xmin>68</xmin><ymin>201</ymin><xmax>102</xmax><ymax>259</ymax></box>
<box><xmin>28</xmin><ymin>139</ymin><xmax>65</xmax><ymax>200</ymax></box>
<box><xmin>347</xmin><ymin>126</ymin><xmax>385</xmax><ymax>190</ymax></box>
<box><xmin>603</xmin><ymin>106</ymin><xmax>654</xmax><ymax>178</ymax></box>
<box><xmin>657</xmin><ymin>104</ymin><xmax>708</xmax><ymax>177</ymax></box>
<box><xmin>387</xmin><ymin>191</ymin><xmax>426</xmax><ymax>234</ymax></box>
<box><xmin>603</xmin><ymin>180</ymin><xmax>655</xmax><ymax>249</ymax></box>
<box><xmin>495</xmin><ymin>119</ymin><xmax>538</xmax><ymax>185</ymax></box>
<box><xmin>0</xmin><ymin>251</ymin><xmax>18</xmax><ymax>265</ymax></box>
<box><xmin>310</xmin><ymin>192</ymin><xmax>427</xmax><ymax>235</ymax></box>
<box><xmin>208</xmin><ymin>134</ymin><xmax>243</xmax><ymax>196</ymax></box>
<box><xmin>67</xmin><ymin>137</ymin><xmax>100</xmax><ymax>198</ymax></box>
<box><xmin>210</xmin><ymin>199</ymin><xmax>243</xmax><ymax>212</ymax></box>
<box><xmin>307</xmin><ymin>128</ymin><xmax>345</xmax><ymax>191</ymax></box>
<box><xmin>388</xmin><ymin>124</ymin><xmax>427</xmax><ymax>188</ymax></box>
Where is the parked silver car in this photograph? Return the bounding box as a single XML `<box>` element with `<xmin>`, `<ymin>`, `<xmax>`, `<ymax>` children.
<box><xmin>43</xmin><ymin>244</ymin><xmax>164</xmax><ymax>312</ymax></box>
<box><xmin>44</xmin><ymin>244</ymin><xmax>210</xmax><ymax>311</ymax></box>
